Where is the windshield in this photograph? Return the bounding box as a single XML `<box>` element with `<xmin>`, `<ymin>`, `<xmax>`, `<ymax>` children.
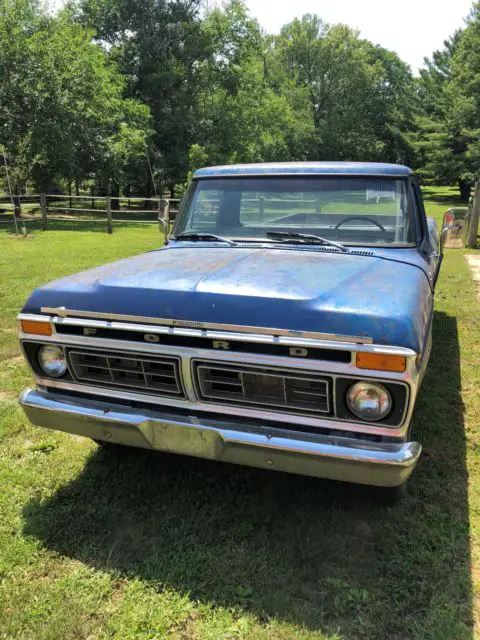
<box><xmin>175</xmin><ymin>177</ymin><xmax>416</xmax><ymax>246</ymax></box>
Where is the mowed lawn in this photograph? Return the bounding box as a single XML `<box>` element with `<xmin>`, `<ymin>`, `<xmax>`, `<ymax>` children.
<box><xmin>0</xmin><ymin>192</ymin><xmax>479</xmax><ymax>639</ymax></box>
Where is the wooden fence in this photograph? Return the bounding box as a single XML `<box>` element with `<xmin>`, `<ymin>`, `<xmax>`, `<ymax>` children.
<box><xmin>0</xmin><ymin>194</ymin><xmax>180</xmax><ymax>235</ymax></box>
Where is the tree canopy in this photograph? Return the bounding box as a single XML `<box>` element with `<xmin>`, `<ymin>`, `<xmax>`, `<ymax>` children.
<box><xmin>0</xmin><ymin>0</ymin><xmax>478</xmax><ymax>199</ymax></box>
<box><xmin>0</xmin><ymin>0</ymin><xmax>151</xmax><ymax>194</ymax></box>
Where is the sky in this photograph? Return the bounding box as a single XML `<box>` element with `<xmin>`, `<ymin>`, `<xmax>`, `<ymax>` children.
<box><xmin>245</xmin><ymin>0</ymin><xmax>474</xmax><ymax>72</ymax></box>
<box><xmin>50</xmin><ymin>0</ymin><xmax>474</xmax><ymax>73</ymax></box>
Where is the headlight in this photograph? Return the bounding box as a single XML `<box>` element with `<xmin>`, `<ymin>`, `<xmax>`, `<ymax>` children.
<box><xmin>346</xmin><ymin>381</ymin><xmax>392</xmax><ymax>421</ymax></box>
<box><xmin>38</xmin><ymin>345</ymin><xmax>67</xmax><ymax>378</ymax></box>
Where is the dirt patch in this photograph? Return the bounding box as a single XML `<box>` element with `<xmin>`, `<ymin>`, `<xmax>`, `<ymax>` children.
<box><xmin>444</xmin><ymin>237</ymin><xmax>464</xmax><ymax>248</ymax></box>
<box><xmin>0</xmin><ymin>391</ymin><xmax>16</xmax><ymax>399</ymax></box>
<box><xmin>465</xmin><ymin>254</ymin><xmax>480</xmax><ymax>300</ymax></box>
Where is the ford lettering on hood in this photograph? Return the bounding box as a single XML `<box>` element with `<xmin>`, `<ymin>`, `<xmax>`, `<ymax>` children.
<box><xmin>23</xmin><ymin>245</ymin><xmax>432</xmax><ymax>352</ymax></box>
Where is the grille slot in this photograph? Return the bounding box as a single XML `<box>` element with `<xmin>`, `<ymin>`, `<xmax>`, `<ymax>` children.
<box><xmin>68</xmin><ymin>349</ymin><xmax>184</xmax><ymax>397</ymax></box>
<box><xmin>195</xmin><ymin>362</ymin><xmax>330</xmax><ymax>415</ymax></box>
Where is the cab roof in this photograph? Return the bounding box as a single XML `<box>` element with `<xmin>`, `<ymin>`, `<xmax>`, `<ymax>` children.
<box><xmin>193</xmin><ymin>162</ymin><xmax>413</xmax><ymax>179</ymax></box>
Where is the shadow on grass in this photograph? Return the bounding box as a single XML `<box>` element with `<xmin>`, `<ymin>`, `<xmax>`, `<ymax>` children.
<box><xmin>422</xmin><ymin>191</ymin><xmax>466</xmax><ymax>206</ymax></box>
<box><xmin>22</xmin><ymin>311</ymin><xmax>472</xmax><ymax>638</ymax></box>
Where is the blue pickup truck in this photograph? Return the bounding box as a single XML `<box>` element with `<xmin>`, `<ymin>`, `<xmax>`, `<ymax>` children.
<box><xmin>18</xmin><ymin>162</ymin><xmax>452</xmax><ymax>499</ymax></box>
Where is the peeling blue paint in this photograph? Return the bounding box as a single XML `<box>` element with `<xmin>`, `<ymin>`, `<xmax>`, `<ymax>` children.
<box><xmin>24</xmin><ymin>245</ymin><xmax>432</xmax><ymax>351</ymax></box>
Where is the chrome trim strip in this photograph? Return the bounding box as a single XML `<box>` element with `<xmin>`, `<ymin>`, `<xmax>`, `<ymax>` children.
<box><xmin>19</xmin><ymin>313</ymin><xmax>417</xmax><ymax>356</ymax></box>
<box><xmin>19</xmin><ymin>388</ymin><xmax>421</xmax><ymax>487</ymax></box>
<box><xmin>37</xmin><ymin>307</ymin><xmax>373</xmax><ymax>344</ymax></box>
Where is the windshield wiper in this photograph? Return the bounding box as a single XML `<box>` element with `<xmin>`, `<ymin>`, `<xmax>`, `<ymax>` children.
<box><xmin>266</xmin><ymin>231</ymin><xmax>349</xmax><ymax>253</ymax></box>
<box><xmin>174</xmin><ymin>232</ymin><xmax>237</xmax><ymax>246</ymax></box>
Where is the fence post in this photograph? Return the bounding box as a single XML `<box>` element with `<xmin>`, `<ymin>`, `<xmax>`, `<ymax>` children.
<box><xmin>165</xmin><ymin>199</ymin><xmax>170</xmax><ymax>229</ymax></box>
<box><xmin>106</xmin><ymin>196</ymin><xmax>113</xmax><ymax>234</ymax></box>
<box><xmin>467</xmin><ymin>180</ymin><xmax>480</xmax><ymax>249</ymax></box>
<box><xmin>91</xmin><ymin>186</ymin><xmax>95</xmax><ymax>210</ymax></box>
<box><xmin>159</xmin><ymin>198</ymin><xmax>170</xmax><ymax>240</ymax></box>
<box><xmin>259</xmin><ymin>195</ymin><xmax>264</xmax><ymax>222</ymax></box>
<box><xmin>40</xmin><ymin>193</ymin><xmax>47</xmax><ymax>230</ymax></box>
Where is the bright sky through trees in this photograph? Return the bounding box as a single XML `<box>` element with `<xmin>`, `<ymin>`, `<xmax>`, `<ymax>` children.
<box><xmin>50</xmin><ymin>0</ymin><xmax>474</xmax><ymax>72</ymax></box>
<box><xmin>246</xmin><ymin>0</ymin><xmax>473</xmax><ymax>72</ymax></box>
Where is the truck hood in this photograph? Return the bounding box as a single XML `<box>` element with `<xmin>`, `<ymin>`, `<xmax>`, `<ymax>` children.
<box><xmin>23</xmin><ymin>245</ymin><xmax>433</xmax><ymax>351</ymax></box>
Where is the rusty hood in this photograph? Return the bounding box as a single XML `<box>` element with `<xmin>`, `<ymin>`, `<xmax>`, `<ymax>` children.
<box><xmin>23</xmin><ymin>244</ymin><xmax>433</xmax><ymax>351</ymax></box>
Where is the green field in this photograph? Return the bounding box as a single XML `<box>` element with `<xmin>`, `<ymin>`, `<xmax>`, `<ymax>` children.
<box><xmin>0</xmin><ymin>190</ymin><xmax>479</xmax><ymax>639</ymax></box>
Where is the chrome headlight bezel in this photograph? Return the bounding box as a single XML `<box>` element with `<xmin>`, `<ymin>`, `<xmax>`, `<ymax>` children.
<box><xmin>346</xmin><ymin>381</ymin><xmax>392</xmax><ymax>422</ymax></box>
<box><xmin>37</xmin><ymin>345</ymin><xmax>68</xmax><ymax>378</ymax></box>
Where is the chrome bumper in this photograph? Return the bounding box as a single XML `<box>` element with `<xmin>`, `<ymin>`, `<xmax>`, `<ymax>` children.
<box><xmin>19</xmin><ymin>388</ymin><xmax>421</xmax><ymax>487</ymax></box>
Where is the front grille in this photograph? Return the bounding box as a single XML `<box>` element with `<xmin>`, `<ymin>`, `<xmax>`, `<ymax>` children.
<box><xmin>68</xmin><ymin>349</ymin><xmax>184</xmax><ymax>397</ymax></box>
<box><xmin>194</xmin><ymin>361</ymin><xmax>330</xmax><ymax>416</ymax></box>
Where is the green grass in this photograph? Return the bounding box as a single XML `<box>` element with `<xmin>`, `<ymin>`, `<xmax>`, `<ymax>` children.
<box><xmin>0</xmin><ymin>191</ymin><xmax>479</xmax><ymax>639</ymax></box>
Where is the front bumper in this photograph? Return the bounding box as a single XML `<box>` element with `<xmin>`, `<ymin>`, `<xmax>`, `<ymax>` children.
<box><xmin>19</xmin><ymin>388</ymin><xmax>421</xmax><ymax>487</ymax></box>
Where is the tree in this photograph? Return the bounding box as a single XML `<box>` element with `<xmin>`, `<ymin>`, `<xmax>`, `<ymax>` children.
<box><xmin>0</xmin><ymin>0</ymin><xmax>44</xmax><ymax>194</ymax></box>
<box><xmin>448</xmin><ymin>2</ymin><xmax>480</xmax><ymax>196</ymax></box>
<box><xmin>272</xmin><ymin>14</ymin><xmax>416</xmax><ymax>163</ymax></box>
<box><xmin>0</xmin><ymin>0</ymin><xmax>152</xmax><ymax>196</ymax></box>
<box><xmin>78</xmin><ymin>0</ymin><xmax>206</xmax><ymax>191</ymax></box>
<box><xmin>412</xmin><ymin>31</ymin><xmax>472</xmax><ymax>199</ymax></box>
<box><xmin>362</xmin><ymin>44</ymin><xmax>416</xmax><ymax>165</ymax></box>
<box><xmin>192</xmin><ymin>1</ymin><xmax>312</xmax><ymax>166</ymax></box>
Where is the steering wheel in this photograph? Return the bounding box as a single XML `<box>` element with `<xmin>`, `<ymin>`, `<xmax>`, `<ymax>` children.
<box><xmin>334</xmin><ymin>216</ymin><xmax>386</xmax><ymax>232</ymax></box>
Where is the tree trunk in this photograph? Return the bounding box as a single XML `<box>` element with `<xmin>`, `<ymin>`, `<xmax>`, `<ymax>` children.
<box><xmin>110</xmin><ymin>183</ymin><xmax>120</xmax><ymax>211</ymax></box>
<box><xmin>458</xmin><ymin>179</ymin><xmax>471</xmax><ymax>202</ymax></box>
<box><xmin>13</xmin><ymin>195</ymin><xmax>21</xmax><ymax>217</ymax></box>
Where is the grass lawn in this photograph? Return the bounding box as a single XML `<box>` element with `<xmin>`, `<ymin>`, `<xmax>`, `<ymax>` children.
<box><xmin>0</xmin><ymin>191</ymin><xmax>479</xmax><ymax>639</ymax></box>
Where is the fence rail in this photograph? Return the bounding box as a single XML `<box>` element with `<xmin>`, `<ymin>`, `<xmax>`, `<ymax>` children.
<box><xmin>0</xmin><ymin>193</ymin><xmax>180</xmax><ymax>235</ymax></box>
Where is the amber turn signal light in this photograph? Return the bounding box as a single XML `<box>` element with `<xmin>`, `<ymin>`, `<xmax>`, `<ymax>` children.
<box><xmin>356</xmin><ymin>352</ymin><xmax>406</xmax><ymax>373</ymax></box>
<box><xmin>20</xmin><ymin>320</ymin><xmax>53</xmax><ymax>336</ymax></box>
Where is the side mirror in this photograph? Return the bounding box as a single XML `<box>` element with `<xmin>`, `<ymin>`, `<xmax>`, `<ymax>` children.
<box><xmin>440</xmin><ymin>224</ymin><xmax>461</xmax><ymax>256</ymax></box>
